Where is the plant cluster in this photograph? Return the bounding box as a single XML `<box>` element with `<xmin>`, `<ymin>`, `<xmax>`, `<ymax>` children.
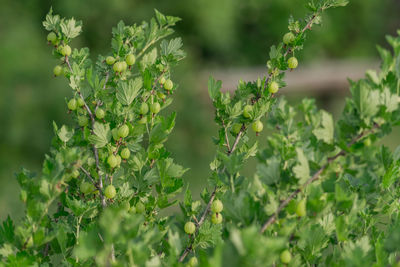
<box><xmin>1</xmin><ymin>0</ymin><xmax>400</xmax><ymax>266</ymax></box>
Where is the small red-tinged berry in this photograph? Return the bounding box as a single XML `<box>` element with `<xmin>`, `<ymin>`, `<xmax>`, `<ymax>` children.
<box><xmin>150</xmin><ymin>102</ymin><xmax>161</xmax><ymax>114</ymax></box>
<box><xmin>77</xmin><ymin>115</ymin><xmax>89</xmax><ymax>127</ymax></box>
<box><xmin>268</xmin><ymin>81</ymin><xmax>279</xmax><ymax>94</ymax></box>
<box><xmin>140</xmin><ymin>102</ymin><xmax>149</xmax><ymax>115</ymax></box>
<box><xmin>136</xmin><ymin>202</ymin><xmax>145</xmax><ymax>213</ymax></box>
<box><xmin>159</xmin><ymin>76</ymin><xmax>166</xmax><ymax>84</ymax></box>
<box><xmin>125</xmin><ymin>54</ymin><xmax>136</xmax><ymax>66</ymax></box>
<box><xmin>280</xmin><ymin>250</ymin><xmax>292</xmax><ymax>264</ymax></box>
<box><xmin>67</xmin><ymin>98</ymin><xmax>77</xmax><ymax>110</ymax></box>
<box><xmin>53</xmin><ymin>65</ymin><xmax>63</xmax><ymax>76</ymax></box>
<box><xmin>211</xmin><ymin>213</ymin><xmax>223</xmax><ymax>224</ymax></box>
<box><xmin>60</xmin><ymin>45</ymin><xmax>72</xmax><ymax>57</ymax></box>
<box><xmin>95</xmin><ymin>108</ymin><xmax>105</xmax><ymax>119</ymax></box>
<box><xmin>288</xmin><ymin>57</ymin><xmax>298</xmax><ymax>69</ymax></box>
<box><xmin>104</xmin><ymin>185</ymin><xmax>116</xmax><ymax>199</ymax></box>
<box><xmin>283</xmin><ymin>32</ymin><xmax>295</xmax><ymax>45</ymax></box>
<box><xmin>107</xmin><ymin>154</ymin><xmax>118</xmax><ymax>168</ymax></box>
<box><xmin>47</xmin><ymin>32</ymin><xmax>57</xmax><ymax>43</ymax></box>
<box><xmin>243</xmin><ymin>105</ymin><xmax>253</xmax><ymax>118</ymax></box>
<box><xmin>121</xmin><ymin>148</ymin><xmax>130</xmax><ymax>159</ymax></box>
<box><xmin>106</xmin><ymin>56</ymin><xmax>115</xmax><ymax>65</ymax></box>
<box><xmin>118</xmin><ymin>124</ymin><xmax>129</xmax><ymax>138</ymax></box>
<box><xmin>296</xmin><ymin>199</ymin><xmax>307</xmax><ymax>217</ymax></box>
<box><xmin>188</xmin><ymin>257</ymin><xmax>198</xmax><ymax>267</ymax></box>
<box><xmin>164</xmin><ymin>79</ymin><xmax>173</xmax><ymax>90</ymax></box>
<box><xmin>252</xmin><ymin>120</ymin><xmax>263</xmax><ymax>133</ymax></box>
<box><xmin>211</xmin><ymin>199</ymin><xmax>223</xmax><ymax>213</ymax></box>
<box><xmin>184</xmin><ymin>221</ymin><xmax>196</xmax><ymax>234</ymax></box>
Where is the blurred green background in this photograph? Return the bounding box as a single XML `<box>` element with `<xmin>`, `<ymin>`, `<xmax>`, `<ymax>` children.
<box><xmin>1</xmin><ymin>0</ymin><xmax>399</xmax><ymax>220</ymax></box>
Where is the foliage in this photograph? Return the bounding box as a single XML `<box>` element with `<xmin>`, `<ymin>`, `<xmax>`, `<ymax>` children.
<box><xmin>2</xmin><ymin>1</ymin><xmax>400</xmax><ymax>266</ymax></box>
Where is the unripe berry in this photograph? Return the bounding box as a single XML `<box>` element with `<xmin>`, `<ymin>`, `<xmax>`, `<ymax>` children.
<box><xmin>77</xmin><ymin>115</ymin><xmax>89</xmax><ymax>127</ymax></box>
<box><xmin>77</xmin><ymin>98</ymin><xmax>85</xmax><ymax>107</ymax></box>
<box><xmin>296</xmin><ymin>199</ymin><xmax>307</xmax><ymax>217</ymax></box>
<box><xmin>67</xmin><ymin>99</ymin><xmax>77</xmax><ymax>110</ymax></box>
<box><xmin>95</xmin><ymin>108</ymin><xmax>105</xmax><ymax>119</ymax></box>
<box><xmin>71</xmin><ymin>169</ymin><xmax>80</xmax><ymax>178</ymax></box>
<box><xmin>268</xmin><ymin>81</ymin><xmax>279</xmax><ymax>94</ymax></box>
<box><xmin>106</xmin><ymin>56</ymin><xmax>116</xmax><ymax>65</ymax></box>
<box><xmin>364</xmin><ymin>138</ymin><xmax>372</xmax><ymax>147</ymax></box>
<box><xmin>53</xmin><ymin>65</ymin><xmax>63</xmax><ymax>76</ymax></box>
<box><xmin>232</xmin><ymin>123</ymin><xmax>242</xmax><ymax>134</ymax></box>
<box><xmin>47</xmin><ymin>32</ymin><xmax>57</xmax><ymax>43</ymax></box>
<box><xmin>118</xmin><ymin>124</ymin><xmax>129</xmax><ymax>138</ymax></box>
<box><xmin>125</xmin><ymin>54</ymin><xmax>136</xmax><ymax>65</ymax></box>
<box><xmin>150</xmin><ymin>102</ymin><xmax>161</xmax><ymax>114</ymax></box>
<box><xmin>113</xmin><ymin>62</ymin><xmax>123</xmax><ymax>73</ymax></box>
<box><xmin>121</xmin><ymin>148</ymin><xmax>130</xmax><ymax>159</ymax></box>
<box><xmin>252</xmin><ymin>120</ymin><xmax>263</xmax><ymax>133</ymax></box>
<box><xmin>60</xmin><ymin>45</ymin><xmax>72</xmax><ymax>57</ymax></box>
<box><xmin>211</xmin><ymin>213</ymin><xmax>223</xmax><ymax>224</ymax></box>
<box><xmin>80</xmin><ymin>182</ymin><xmax>94</xmax><ymax>194</ymax></box>
<box><xmin>120</xmin><ymin>61</ymin><xmax>128</xmax><ymax>71</ymax></box>
<box><xmin>184</xmin><ymin>221</ymin><xmax>196</xmax><ymax>234</ymax></box>
<box><xmin>140</xmin><ymin>102</ymin><xmax>149</xmax><ymax>115</ymax></box>
<box><xmin>20</xmin><ymin>190</ymin><xmax>27</xmax><ymax>203</ymax></box>
<box><xmin>211</xmin><ymin>199</ymin><xmax>223</xmax><ymax>213</ymax></box>
<box><xmin>243</xmin><ymin>105</ymin><xmax>253</xmax><ymax>118</ymax></box>
<box><xmin>136</xmin><ymin>202</ymin><xmax>145</xmax><ymax>213</ymax></box>
<box><xmin>122</xmin><ymin>201</ymin><xmax>130</xmax><ymax>211</ymax></box>
<box><xmin>159</xmin><ymin>76</ymin><xmax>166</xmax><ymax>84</ymax></box>
<box><xmin>288</xmin><ymin>57</ymin><xmax>298</xmax><ymax>69</ymax></box>
<box><xmin>283</xmin><ymin>32</ymin><xmax>295</xmax><ymax>45</ymax></box>
<box><xmin>164</xmin><ymin>79</ymin><xmax>173</xmax><ymax>90</ymax></box>
<box><xmin>104</xmin><ymin>185</ymin><xmax>116</xmax><ymax>199</ymax></box>
<box><xmin>280</xmin><ymin>250</ymin><xmax>292</xmax><ymax>264</ymax></box>
<box><xmin>157</xmin><ymin>92</ymin><xmax>166</xmax><ymax>100</ymax></box>
<box><xmin>115</xmin><ymin>155</ymin><xmax>122</xmax><ymax>166</ymax></box>
<box><xmin>111</xmin><ymin>128</ymin><xmax>120</xmax><ymax>141</ymax></box>
<box><xmin>107</xmin><ymin>155</ymin><xmax>118</xmax><ymax>168</ymax></box>
<box><xmin>138</xmin><ymin>116</ymin><xmax>148</xmax><ymax>124</ymax></box>
<box><xmin>188</xmin><ymin>257</ymin><xmax>198</xmax><ymax>267</ymax></box>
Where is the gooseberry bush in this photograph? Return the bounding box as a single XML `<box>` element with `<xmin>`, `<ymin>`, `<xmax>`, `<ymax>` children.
<box><xmin>2</xmin><ymin>0</ymin><xmax>400</xmax><ymax>266</ymax></box>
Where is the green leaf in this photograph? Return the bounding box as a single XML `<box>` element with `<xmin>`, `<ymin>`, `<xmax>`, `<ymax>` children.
<box><xmin>312</xmin><ymin>110</ymin><xmax>334</xmax><ymax>144</ymax></box>
<box><xmin>57</xmin><ymin>125</ymin><xmax>74</xmax><ymax>143</ymax></box>
<box><xmin>293</xmin><ymin>148</ymin><xmax>310</xmax><ymax>183</ymax></box>
<box><xmin>208</xmin><ymin>77</ymin><xmax>222</xmax><ymax>101</ymax></box>
<box><xmin>60</xmin><ymin>18</ymin><xmax>82</xmax><ymax>39</ymax></box>
<box><xmin>256</xmin><ymin>157</ymin><xmax>280</xmax><ymax>185</ymax></box>
<box><xmin>350</xmin><ymin>80</ymin><xmax>380</xmax><ymax>120</ymax></box>
<box><xmin>0</xmin><ymin>216</ymin><xmax>14</xmax><ymax>244</ymax></box>
<box><xmin>116</xmin><ymin>77</ymin><xmax>142</xmax><ymax>105</ymax></box>
<box><xmin>88</xmin><ymin>122</ymin><xmax>111</xmax><ymax>148</ymax></box>
<box><xmin>42</xmin><ymin>8</ymin><xmax>60</xmax><ymax>31</ymax></box>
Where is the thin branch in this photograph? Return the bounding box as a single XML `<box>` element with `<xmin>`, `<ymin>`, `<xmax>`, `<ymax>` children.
<box><xmin>178</xmin><ymin>125</ymin><xmax>245</xmax><ymax>262</ymax></box>
<box><xmin>80</xmin><ymin>166</ymin><xmax>106</xmax><ymax>208</ymax></box>
<box><xmin>263</xmin><ymin>10</ymin><xmax>321</xmax><ymax>90</ymax></box>
<box><xmin>222</xmin><ymin>120</ymin><xmax>231</xmax><ymax>152</ymax></box>
<box><xmin>260</xmin><ymin>125</ymin><xmax>379</xmax><ymax>233</ymax></box>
